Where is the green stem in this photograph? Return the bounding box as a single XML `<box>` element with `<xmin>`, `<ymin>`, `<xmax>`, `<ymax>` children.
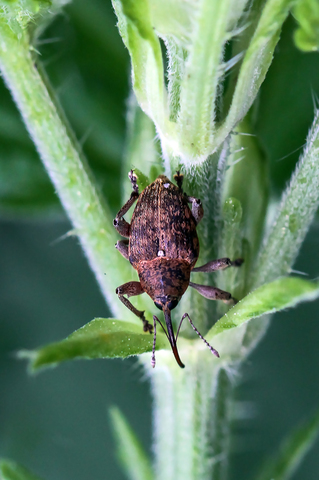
<box><xmin>147</xmin><ymin>350</ymin><xmax>233</xmax><ymax>480</ymax></box>
<box><xmin>210</xmin><ymin>368</ymin><xmax>233</xmax><ymax>480</ymax></box>
<box><xmin>0</xmin><ymin>24</ymin><xmax>136</xmax><ymax>321</ymax></box>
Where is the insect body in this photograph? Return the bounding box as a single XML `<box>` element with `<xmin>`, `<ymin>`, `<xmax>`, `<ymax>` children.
<box><xmin>113</xmin><ymin>171</ymin><xmax>242</xmax><ymax>368</ymax></box>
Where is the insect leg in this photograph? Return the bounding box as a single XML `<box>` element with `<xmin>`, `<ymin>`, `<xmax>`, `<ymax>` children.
<box><xmin>116</xmin><ymin>281</ymin><xmax>153</xmax><ymax>332</ymax></box>
<box><xmin>186</xmin><ymin>196</ymin><xmax>204</xmax><ymax>224</ymax></box>
<box><xmin>115</xmin><ymin>239</ymin><xmax>129</xmax><ymax>260</ymax></box>
<box><xmin>192</xmin><ymin>257</ymin><xmax>243</xmax><ymax>272</ymax></box>
<box><xmin>173</xmin><ymin>171</ymin><xmax>203</xmax><ymax>224</ymax></box>
<box><xmin>113</xmin><ymin>191</ymin><xmax>139</xmax><ymax>238</ymax></box>
<box><xmin>151</xmin><ymin>316</ymin><xmax>171</xmax><ymax>368</ymax></box>
<box><xmin>189</xmin><ymin>281</ymin><xmax>237</xmax><ymax>305</ymax></box>
<box><xmin>128</xmin><ymin>169</ymin><xmax>139</xmax><ymax>193</ymax></box>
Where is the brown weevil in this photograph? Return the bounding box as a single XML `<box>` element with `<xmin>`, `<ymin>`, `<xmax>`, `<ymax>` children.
<box><xmin>113</xmin><ymin>170</ymin><xmax>243</xmax><ymax>368</ymax></box>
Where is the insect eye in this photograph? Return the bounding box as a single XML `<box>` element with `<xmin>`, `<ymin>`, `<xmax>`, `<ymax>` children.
<box><xmin>167</xmin><ymin>299</ymin><xmax>178</xmax><ymax>310</ymax></box>
<box><xmin>154</xmin><ymin>301</ymin><xmax>163</xmax><ymax>310</ymax></box>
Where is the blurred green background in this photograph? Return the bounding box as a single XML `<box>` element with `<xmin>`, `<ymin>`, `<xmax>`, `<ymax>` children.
<box><xmin>1</xmin><ymin>1</ymin><xmax>319</xmax><ymax>479</ymax></box>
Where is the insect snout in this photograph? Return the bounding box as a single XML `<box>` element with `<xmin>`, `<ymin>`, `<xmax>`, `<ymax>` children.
<box><xmin>154</xmin><ymin>297</ymin><xmax>179</xmax><ymax>311</ymax></box>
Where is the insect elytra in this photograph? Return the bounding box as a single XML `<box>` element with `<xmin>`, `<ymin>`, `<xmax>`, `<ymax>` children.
<box><xmin>113</xmin><ymin>170</ymin><xmax>243</xmax><ymax>368</ymax></box>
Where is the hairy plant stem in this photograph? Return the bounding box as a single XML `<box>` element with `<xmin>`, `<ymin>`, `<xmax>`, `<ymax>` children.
<box><xmin>143</xmin><ymin>350</ymin><xmax>234</xmax><ymax>480</ymax></box>
<box><xmin>0</xmin><ymin>24</ymin><xmax>136</xmax><ymax>321</ymax></box>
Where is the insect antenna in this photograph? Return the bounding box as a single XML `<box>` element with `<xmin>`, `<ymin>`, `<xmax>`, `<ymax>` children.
<box><xmin>175</xmin><ymin>315</ymin><xmax>184</xmax><ymax>340</ymax></box>
<box><xmin>181</xmin><ymin>313</ymin><xmax>220</xmax><ymax>358</ymax></box>
<box><xmin>151</xmin><ymin>316</ymin><xmax>157</xmax><ymax>368</ymax></box>
<box><xmin>152</xmin><ymin>315</ymin><xmax>169</xmax><ymax>368</ymax></box>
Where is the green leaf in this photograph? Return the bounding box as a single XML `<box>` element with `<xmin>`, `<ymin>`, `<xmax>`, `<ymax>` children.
<box><xmin>255</xmin><ymin>408</ymin><xmax>319</xmax><ymax>480</ymax></box>
<box><xmin>253</xmin><ymin>109</ymin><xmax>319</xmax><ymax>288</ymax></box>
<box><xmin>111</xmin><ymin>0</ymin><xmax>167</xmax><ymax>133</ymax></box>
<box><xmin>149</xmin><ymin>0</ymin><xmax>193</xmax><ymax>39</ymax></box>
<box><xmin>215</xmin><ymin>0</ymin><xmax>296</xmax><ymax>150</ymax></box>
<box><xmin>0</xmin><ymin>460</ymin><xmax>44</xmax><ymax>480</ymax></box>
<box><xmin>176</xmin><ymin>0</ymin><xmax>235</xmax><ymax>160</ymax></box>
<box><xmin>19</xmin><ymin>318</ymin><xmax>168</xmax><ymax>372</ymax></box>
<box><xmin>207</xmin><ymin>277</ymin><xmax>319</xmax><ymax>340</ymax></box>
<box><xmin>109</xmin><ymin>406</ymin><xmax>154</xmax><ymax>480</ymax></box>
<box><xmin>293</xmin><ymin>0</ymin><xmax>319</xmax><ymax>52</ymax></box>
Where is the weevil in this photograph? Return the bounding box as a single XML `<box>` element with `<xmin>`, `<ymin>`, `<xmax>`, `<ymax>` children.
<box><xmin>113</xmin><ymin>171</ymin><xmax>243</xmax><ymax>368</ymax></box>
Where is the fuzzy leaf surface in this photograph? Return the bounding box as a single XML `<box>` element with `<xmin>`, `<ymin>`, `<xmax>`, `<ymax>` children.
<box><xmin>111</xmin><ymin>0</ymin><xmax>166</xmax><ymax>131</ymax></box>
<box><xmin>293</xmin><ymin>0</ymin><xmax>319</xmax><ymax>52</ymax></box>
<box><xmin>20</xmin><ymin>318</ymin><xmax>168</xmax><ymax>371</ymax></box>
<box><xmin>215</xmin><ymin>0</ymin><xmax>296</xmax><ymax>149</ymax></box>
<box><xmin>207</xmin><ymin>277</ymin><xmax>319</xmax><ymax>340</ymax></box>
<box><xmin>253</xmin><ymin>109</ymin><xmax>319</xmax><ymax>288</ymax></box>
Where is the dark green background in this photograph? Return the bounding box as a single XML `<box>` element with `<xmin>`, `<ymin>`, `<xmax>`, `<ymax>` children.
<box><xmin>1</xmin><ymin>2</ymin><xmax>319</xmax><ymax>479</ymax></box>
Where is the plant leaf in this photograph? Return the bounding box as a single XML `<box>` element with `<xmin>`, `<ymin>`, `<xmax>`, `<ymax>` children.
<box><xmin>19</xmin><ymin>318</ymin><xmax>168</xmax><ymax>372</ymax></box>
<box><xmin>109</xmin><ymin>406</ymin><xmax>154</xmax><ymax>480</ymax></box>
<box><xmin>255</xmin><ymin>408</ymin><xmax>319</xmax><ymax>480</ymax></box>
<box><xmin>0</xmin><ymin>459</ymin><xmax>44</xmax><ymax>480</ymax></box>
<box><xmin>207</xmin><ymin>277</ymin><xmax>319</xmax><ymax>340</ymax></box>
<box><xmin>111</xmin><ymin>0</ymin><xmax>167</xmax><ymax>133</ymax></box>
<box><xmin>293</xmin><ymin>0</ymin><xmax>319</xmax><ymax>52</ymax></box>
<box><xmin>214</xmin><ymin>0</ymin><xmax>296</xmax><ymax>150</ymax></box>
<box><xmin>176</xmin><ymin>0</ymin><xmax>237</xmax><ymax>160</ymax></box>
<box><xmin>253</xmin><ymin>109</ymin><xmax>319</xmax><ymax>288</ymax></box>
